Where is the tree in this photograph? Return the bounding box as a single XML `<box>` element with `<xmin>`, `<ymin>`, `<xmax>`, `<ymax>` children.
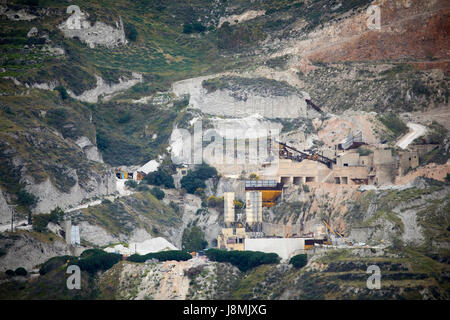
<box><xmin>180</xmin><ymin>164</ymin><xmax>217</xmax><ymax>194</ymax></box>
<box><xmin>55</xmin><ymin>86</ymin><xmax>69</xmax><ymax>100</ymax></box>
<box><xmin>17</xmin><ymin>189</ymin><xmax>38</xmax><ymax>224</ymax></box>
<box><xmin>49</xmin><ymin>207</ymin><xmax>64</xmax><ymax>224</ymax></box>
<box><xmin>182</xmin><ymin>226</ymin><xmax>207</xmax><ymax>252</ymax></box>
<box><xmin>14</xmin><ymin>267</ymin><xmax>27</xmax><ymax>276</ymax></box>
<box><xmin>182</xmin><ymin>23</ymin><xmax>193</xmax><ymax>34</ymax></box>
<box><xmin>143</xmin><ymin>169</ymin><xmax>175</xmax><ymax>188</ymax></box>
<box><xmin>150</xmin><ymin>187</ymin><xmax>165</xmax><ymax>200</ymax></box>
<box><xmin>32</xmin><ymin>214</ymin><xmax>50</xmax><ymax>232</ymax></box>
<box><xmin>125</xmin><ymin>22</ymin><xmax>137</xmax><ymax>41</ymax></box>
<box><xmin>205</xmin><ymin>249</ymin><xmax>280</xmax><ymax>272</ymax></box>
<box><xmin>289</xmin><ymin>254</ymin><xmax>307</xmax><ymax>269</ymax></box>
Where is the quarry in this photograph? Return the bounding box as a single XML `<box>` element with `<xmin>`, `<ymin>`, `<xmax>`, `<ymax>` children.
<box><xmin>0</xmin><ymin>0</ymin><xmax>448</xmax><ymax>302</ymax></box>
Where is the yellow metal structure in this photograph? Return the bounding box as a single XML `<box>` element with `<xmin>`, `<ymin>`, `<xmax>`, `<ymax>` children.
<box><xmin>261</xmin><ymin>189</ymin><xmax>282</xmax><ymax>207</ymax></box>
<box><xmin>322</xmin><ymin>219</ymin><xmax>352</xmax><ymax>245</ymax></box>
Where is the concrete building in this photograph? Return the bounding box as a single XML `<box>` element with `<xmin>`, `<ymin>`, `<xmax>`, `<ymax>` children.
<box><xmin>217</xmin><ymin>227</ymin><xmax>247</xmax><ymax>251</ymax></box>
<box><xmin>398</xmin><ymin>151</ymin><xmax>419</xmax><ymax>175</ymax></box>
<box><xmin>262</xmin><ymin>159</ymin><xmax>332</xmax><ymax>185</ymax></box>
<box><xmin>244</xmin><ymin>237</ymin><xmax>313</xmax><ymax>260</ymax></box>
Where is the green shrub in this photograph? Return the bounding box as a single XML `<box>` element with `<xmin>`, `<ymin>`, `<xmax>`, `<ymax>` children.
<box><xmin>205</xmin><ymin>249</ymin><xmax>280</xmax><ymax>272</ymax></box>
<box><xmin>80</xmin><ymin>248</ymin><xmax>105</xmax><ymax>259</ymax></box>
<box><xmin>183</xmin><ymin>23</ymin><xmax>193</xmax><ymax>34</ymax></box>
<box><xmin>32</xmin><ymin>207</ymin><xmax>64</xmax><ymax>232</ymax></box>
<box><xmin>182</xmin><ymin>226</ymin><xmax>207</xmax><ymax>252</ymax></box>
<box><xmin>75</xmin><ymin>250</ymin><xmax>122</xmax><ymax>274</ymax></box>
<box><xmin>32</xmin><ymin>214</ymin><xmax>50</xmax><ymax>232</ymax></box>
<box><xmin>183</xmin><ymin>23</ymin><xmax>206</xmax><ymax>34</ymax></box>
<box><xmin>181</xmin><ymin>164</ymin><xmax>217</xmax><ymax>194</ymax></box>
<box><xmin>49</xmin><ymin>207</ymin><xmax>64</xmax><ymax>224</ymax></box>
<box><xmin>136</xmin><ymin>184</ymin><xmax>149</xmax><ymax>192</ymax></box>
<box><xmin>5</xmin><ymin>270</ymin><xmax>15</xmax><ymax>277</ymax></box>
<box><xmin>117</xmin><ymin>112</ymin><xmax>132</xmax><ymax>124</ymax></box>
<box><xmin>125</xmin><ymin>22</ymin><xmax>138</xmax><ymax>41</ymax></box>
<box><xmin>16</xmin><ymin>189</ymin><xmax>38</xmax><ymax>207</ymax></box>
<box><xmin>289</xmin><ymin>254</ymin><xmax>307</xmax><ymax>269</ymax></box>
<box><xmin>39</xmin><ymin>255</ymin><xmax>76</xmax><ymax>275</ymax></box>
<box><xmin>127</xmin><ymin>250</ymin><xmax>191</xmax><ymax>263</ymax></box>
<box><xmin>377</xmin><ymin>113</ymin><xmax>408</xmax><ymax>140</ymax></box>
<box><xmin>150</xmin><ymin>187</ymin><xmax>165</xmax><ymax>200</ymax></box>
<box><xmin>143</xmin><ymin>169</ymin><xmax>175</xmax><ymax>188</ymax></box>
<box><xmin>55</xmin><ymin>86</ymin><xmax>69</xmax><ymax>100</ymax></box>
<box><xmin>96</xmin><ymin>131</ymin><xmax>110</xmax><ymax>151</ymax></box>
<box><xmin>14</xmin><ymin>267</ymin><xmax>27</xmax><ymax>276</ymax></box>
<box><xmin>125</xmin><ymin>180</ymin><xmax>138</xmax><ymax>189</ymax></box>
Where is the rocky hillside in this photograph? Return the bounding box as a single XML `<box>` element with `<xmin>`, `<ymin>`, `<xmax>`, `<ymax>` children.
<box><xmin>0</xmin><ymin>0</ymin><xmax>448</xmax><ymax>300</ymax></box>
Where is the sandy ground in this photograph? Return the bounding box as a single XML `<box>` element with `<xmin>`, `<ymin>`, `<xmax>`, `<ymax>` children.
<box><xmin>318</xmin><ymin>113</ymin><xmax>379</xmax><ymax>148</ymax></box>
<box><xmin>395</xmin><ymin>162</ymin><xmax>450</xmax><ymax>185</ymax></box>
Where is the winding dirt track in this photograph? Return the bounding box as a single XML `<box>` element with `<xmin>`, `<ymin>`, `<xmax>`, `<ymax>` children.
<box><xmin>396</xmin><ymin>122</ymin><xmax>427</xmax><ymax>150</ymax></box>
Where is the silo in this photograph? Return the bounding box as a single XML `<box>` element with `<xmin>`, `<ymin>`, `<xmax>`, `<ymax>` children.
<box><xmin>246</xmin><ymin>191</ymin><xmax>262</xmax><ymax>225</ymax></box>
<box><xmin>224</xmin><ymin>192</ymin><xmax>235</xmax><ymax>225</ymax></box>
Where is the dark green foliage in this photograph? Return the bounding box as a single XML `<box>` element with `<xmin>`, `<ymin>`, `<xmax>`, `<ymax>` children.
<box><xmin>16</xmin><ymin>189</ymin><xmax>38</xmax><ymax>207</ymax></box>
<box><xmin>96</xmin><ymin>131</ymin><xmax>110</xmax><ymax>151</ymax></box>
<box><xmin>136</xmin><ymin>184</ymin><xmax>149</xmax><ymax>192</ymax></box>
<box><xmin>143</xmin><ymin>168</ymin><xmax>175</xmax><ymax>188</ymax></box>
<box><xmin>290</xmin><ymin>254</ymin><xmax>308</xmax><ymax>269</ymax></box>
<box><xmin>55</xmin><ymin>86</ymin><xmax>69</xmax><ymax>100</ymax></box>
<box><xmin>32</xmin><ymin>207</ymin><xmax>64</xmax><ymax>233</ymax></box>
<box><xmin>32</xmin><ymin>215</ymin><xmax>50</xmax><ymax>232</ymax></box>
<box><xmin>125</xmin><ymin>23</ymin><xmax>138</xmax><ymax>41</ymax></box>
<box><xmin>412</xmin><ymin>81</ymin><xmax>431</xmax><ymax>97</ymax></box>
<box><xmin>182</xmin><ymin>226</ymin><xmax>207</xmax><ymax>252</ymax></box>
<box><xmin>49</xmin><ymin>207</ymin><xmax>64</xmax><ymax>224</ymax></box>
<box><xmin>80</xmin><ymin>249</ymin><xmax>106</xmax><ymax>259</ymax></box>
<box><xmin>377</xmin><ymin>112</ymin><xmax>408</xmax><ymax>140</ymax></box>
<box><xmin>117</xmin><ymin>112</ymin><xmax>132</xmax><ymax>124</ymax></box>
<box><xmin>5</xmin><ymin>270</ymin><xmax>15</xmax><ymax>277</ymax></box>
<box><xmin>14</xmin><ymin>267</ymin><xmax>27</xmax><ymax>276</ymax></box>
<box><xmin>125</xmin><ymin>180</ymin><xmax>138</xmax><ymax>189</ymax></box>
<box><xmin>183</xmin><ymin>22</ymin><xmax>206</xmax><ymax>34</ymax></box>
<box><xmin>182</xmin><ymin>23</ymin><xmax>193</xmax><ymax>34</ymax></box>
<box><xmin>127</xmin><ymin>250</ymin><xmax>191</xmax><ymax>263</ymax></box>
<box><xmin>150</xmin><ymin>187</ymin><xmax>165</xmax><ymax>200</ymax></box>
<box><xmin>205</xmin><ymin>249</ymin><xmax>280</xmax><ymax>272</ymax></box>
<box><xmin>180</xmin><ymin>163</ymin><xmax>217</xmax><ymax>194</ymax></box>
<box><xmin>39</xmin><ymin>255</ymin><xmax>76</xmax><ymax>275</ymax></box>
<box><xmin>75</xmin><ymin>251</ymin><xmax>122</xmax><ymax>274</ymax></box>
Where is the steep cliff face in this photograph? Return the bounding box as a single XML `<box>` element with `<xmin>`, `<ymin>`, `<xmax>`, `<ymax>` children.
<box><xmin>0</xmin><ymin>190</ymin><xmax>12</xmax><ymax>225</ymax></box>
<box><xmin>0</xmin><ymin>231</ymin><xmax>70</xmax><ymax>272</ymax></box>
<box><xmin>58</xmin><ymin>9</ymin><xmax>127</xmax><ymax>49</ymax></box>
<box><xmin>173</xmin><ymin>75</ymin><xmax>317</xmax><ymax>119</ymax></box>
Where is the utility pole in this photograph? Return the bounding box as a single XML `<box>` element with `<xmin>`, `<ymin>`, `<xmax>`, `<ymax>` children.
<box><xmin>8</xmin><ymin>204</ymin><xmax>18</xmax><ymax>232</ymax></box>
